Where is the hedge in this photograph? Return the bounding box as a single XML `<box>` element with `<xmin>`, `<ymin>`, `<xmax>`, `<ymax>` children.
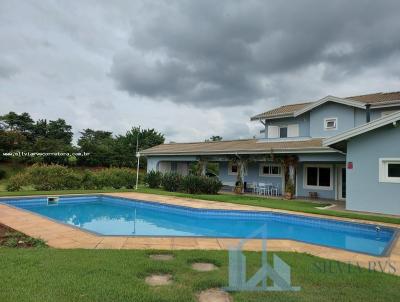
<box><xmin>6</xmin><ymin>164</ymin><xmax>140</xmax><ymax>191</ymax></box>
<box><xmin>144</xmin><ymin>171</ymin><xmax>223</xmax><ymax>195</ymax></box>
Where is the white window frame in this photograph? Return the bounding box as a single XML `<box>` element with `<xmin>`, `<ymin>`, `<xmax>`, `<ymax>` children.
<box><xmin>379</xmin><ymin>158</ymin><xmax>400</xmax><ymax>183</ymax></box>
<box><xmin>259</xmin><ymin>164</ymin><xmax>282</xmax><ymax>177</ymax></box>
<box><xmin>324</xmin><ymin>117</ymin><xmax>338</xmax><ymax>130</ymax></box>
<box><xmin>303</xmin><ymin>164</ymin><xmax>333</xmax><ymax>190</ymax></box>
<box><xmin>228</xmin><ymin>162</ymin><xmax>239</xmax><ymax>176</ymax></box>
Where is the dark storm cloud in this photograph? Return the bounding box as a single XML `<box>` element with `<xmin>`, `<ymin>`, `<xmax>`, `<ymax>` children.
<box><xmin>110</xmin><ymin>0</ymin><xmax>400</xmax><ymax>107</ymax></box>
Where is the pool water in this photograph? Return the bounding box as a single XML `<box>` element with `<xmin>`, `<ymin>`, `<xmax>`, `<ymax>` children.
<box><xmin>2</xmin><ymin>195</ymin><xmax>397</xmax><ymax>256</ymax></box>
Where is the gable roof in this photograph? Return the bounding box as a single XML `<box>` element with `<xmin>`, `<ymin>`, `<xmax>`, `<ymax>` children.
<box><xmin>251</xmin><ymin>91</ymin><xmax>400</xmax><ymax>121</ymax></box>
<box><xmin>323</xmin><ymin>111</ymin><xmax>400</xmax><ymax>151</ymax></box>
<box><xmin>141</xmin><ymin>138</ymin><xmax>333</xmax><ymax>156</ymax></box>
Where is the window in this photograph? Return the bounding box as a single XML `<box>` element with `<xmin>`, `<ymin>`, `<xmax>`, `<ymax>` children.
<box><xmin>228</xmin><ymin>163</ymin><xmax>238</xmax><ymax>175</ymax></box>
<box><xmin>260</xmin><ymin>164</ymin><xmax>281</xmax><ymax>176</ymax></box>
<box><xmin>379</xmin><ymin>158</ymin><xmax>400</xmax><ymax>183</ymax></box>
<box><xmin>279</xmin><ymin>127</ymin><xmax>288</xmax><ymax>138</ymax></box>
<box><xmin>324</xmin><ymin>118</ymin><xmax>337</xmax><ymax>130</ymax></box>
<box><xmin>304</xmin><ymin>165</ymin><xmax>333</xmax><ymax>190</ymax></box>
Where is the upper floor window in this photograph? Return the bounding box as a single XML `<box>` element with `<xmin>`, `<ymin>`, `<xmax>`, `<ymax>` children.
<box><xmin>324</xmin><ymin>118</ymin><xmax>337</xmax><ymax>130</ymax></box>
<box><xmin>279</xmin><ymin>127</ymin><xmax>288</xmax><ymax>138</ymax></box>
<box><xmin>267</xmin><ymin>124</ymin><xmax>299</xmax><ymax>138</ymax></box>
<box><xmin>379</xmin><ymin>158</ymin><xmax>400</xmax><ymax>183</ymax></box>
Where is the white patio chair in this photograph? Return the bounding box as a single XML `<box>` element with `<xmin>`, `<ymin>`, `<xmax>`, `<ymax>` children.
<box><xmin>258</xmin><ymin>182</ymin><xmax>267</xmax><ymax>195</ymax></box>
<box><xmin>251</xmin><ymin>182</ymin><xmax>259</xmax><ymax>194</ymax></box>
<box><xmin>270</xmin><ymin>185</ymin><xmax>279</xmax><ymax>196</ymax></box>
<box><xmin>265</xmin><ymin>183</ymin><xmax>274</xmax><ymax>196</ymax></box>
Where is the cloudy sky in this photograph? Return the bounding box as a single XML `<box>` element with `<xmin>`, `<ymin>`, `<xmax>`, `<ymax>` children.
<box><xmin>1</xmin><ymin>0</ymin><xmax>400</xmax><ymax>143</ymax></box>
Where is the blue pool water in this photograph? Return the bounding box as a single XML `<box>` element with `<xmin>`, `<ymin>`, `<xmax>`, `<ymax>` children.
<box><xmin>2</xmin><ymin>195</ymin><xmax>397</xmax><ymax>256</ymax></box>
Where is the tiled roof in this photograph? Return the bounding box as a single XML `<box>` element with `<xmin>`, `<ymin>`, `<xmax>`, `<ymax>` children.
<box><xmin>347</xmin><ymin>91</ymin><xmax>400</xmax><ymax>104</ymax></box>
<box><xmin>250</xmin><ymin>102</ymin><xmax>312</xmax><ymax>120</ymax></box>
<box><xmin>251</xmin><ymin>91</ymin><xmax>400</xmax><ymax>120</ymax></box>
<box><xmin>141</xmin><ymin>138</ymin><xmax>330</xmax><ymax>156</ymax></box>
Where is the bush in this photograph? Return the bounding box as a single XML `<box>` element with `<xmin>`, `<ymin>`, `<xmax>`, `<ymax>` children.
<box><xmin>26</xmin><ymin>164</ymin><xmax>82</xmax><ymax>190</ymax></box>
<box><xmin>81</xmin><ymin>170</ymin><xmax>101</xmax><ymax>190</ymax></box>
<box><xmin>6</xmin><ymin>173</ymin><xmax>29</xmax><ymax>191</ymax></box>
<box><xmin>176</xmin><ymin>175</ymin><xmax>223</xmax><ymax>195</ymax></box>
<box><xmin>161</xmin><ymin>172</ymin><xmax>182</xmax><ymax>192</ymax></box>
<box><xmin>201</xmin><ymin>177</ymin><xmax>223</xmax><ymax>194</ymax></box>
<box><xmin>97</xmin><ymin>168</ymin><xmax>136</xmax><ymax>189</ymax></box>
<box><xmin>0</xmin><ymin>169</ymin><xmax>6</xmax><ymax>180</ymax></box>
<box><xmin>144</xmin><ymin>170</ymin><xmax>162</xmax><ymax>188</ymax></box>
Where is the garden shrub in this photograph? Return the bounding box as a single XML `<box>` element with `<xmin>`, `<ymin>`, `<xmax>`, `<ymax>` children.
<box><xmin>161</xmin><ymin>172</ymin><xmax>182</xmax><ymax>192</ymax></box>
<box><xmin>6</xmin><ymin>172</ymin><xmax>29</xmax><ymax>191</ymax></box>
<box><xmin>201</xmin><ymin>176</ymin><xmax>223</xmax><ymax>194</ymax></box>
<box><xmin>180</xmin><ymin>175</ymin><xmax>203</xmax><ymax>194</ymax></box>
<box><xmin>144</xmin><ymin>170</ymin><xmax>162</xmax><ymax>188</ymax></box>
<box><xmin>26</xmin><ymin>164</ymin><xmax>82</xmax><ymax>190</ymax></box>
<box><xmin>81</xmin><ymin>170</ymin><xmax>101</xmax><ymax>190</ymax></box>
<box><xmin>97</xmin><ymin>168</ymin><xmax>136</xmax><ymax>189</ymax></box>
<box><xmin>0</xmin><ymin>169</ymin><xmax>6</xmax><ymax>180</ymax></box>
<box><xmin>166</xmin><ymin>174</ymin><xmax>223</xmax><ymax>195</ymax></box>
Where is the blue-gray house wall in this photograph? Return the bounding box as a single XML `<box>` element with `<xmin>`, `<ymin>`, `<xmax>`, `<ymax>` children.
<box><xmin>346</xmin><ymin>124</ymin><xmax>400</xmax><ymax>215</ymax></box>
<box><xmin>309</xmin><ymin>102</ymin><xmax>358</xmax><ymax>138</ymax></box>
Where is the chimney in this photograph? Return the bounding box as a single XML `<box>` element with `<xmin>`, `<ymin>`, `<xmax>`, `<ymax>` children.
<box><xmin>365</xmin><ymin>104</ymin><xmax>371</xmax><ymax>123</ymax></box>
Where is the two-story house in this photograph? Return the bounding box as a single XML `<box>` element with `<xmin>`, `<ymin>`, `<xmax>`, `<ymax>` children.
<box><xmin>141</xmin><ymin>92</ymin><xmax>400</xmax><ymax>215</ymax></box>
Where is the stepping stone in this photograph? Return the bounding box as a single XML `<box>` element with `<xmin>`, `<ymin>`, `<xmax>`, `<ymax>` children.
<box><xmin>198</xmin><ymin>289</ymin><xmax>232</xmax><ymax>302</ymax></box>
<box><xmin>149</xmin><ymin>254</ymin><xmax>174</xmax><ymax>261</ymax></box>
<box><xmin>191</xmin><ymin>262</ymin><xmax>218</xmax><ymax>272</ymax></box>
<box><xmin>145</xmin><ymin>274</ymin><xmax>173</xmax><ymax>286</ymax></box>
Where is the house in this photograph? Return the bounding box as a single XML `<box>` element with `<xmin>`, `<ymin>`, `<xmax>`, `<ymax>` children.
<box><xmin>141</xmin><ymin>92</ymin><xmax>400</xmax><ymax>215</ymax></box>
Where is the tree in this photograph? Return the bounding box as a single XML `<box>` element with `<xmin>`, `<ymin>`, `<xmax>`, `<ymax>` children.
<box><xmin>114</xmin><ymin>127</ymin><xmax>165</xmax><ymax>168</ymax></box>
<box><xmin>77</xmin><ymin>129</ymin><xmax>115</xmax><ymax>166</ymax></box>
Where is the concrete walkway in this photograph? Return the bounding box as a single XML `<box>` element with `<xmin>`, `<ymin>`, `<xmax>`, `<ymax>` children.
<box><xmin>0</xmin><ymin>192</ymin><xmax>399</xmax><ymax>275</ymax></box>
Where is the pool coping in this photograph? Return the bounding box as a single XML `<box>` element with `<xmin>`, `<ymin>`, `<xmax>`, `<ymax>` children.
<box><xmin>0</xmin><ymin>192</ymin><xmax>400</xmax><ymax>276</ymax></box>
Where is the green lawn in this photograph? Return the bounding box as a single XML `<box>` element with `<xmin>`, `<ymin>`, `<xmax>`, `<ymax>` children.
<box><xmin>0</xmin><ymin>248</ymin><xmax>399</xmax><ymax>302</ymax></box>
<box><xmin>1</xmin><ymin>187</ymin><xmax>399</xmax><ymax>225</ymax></box>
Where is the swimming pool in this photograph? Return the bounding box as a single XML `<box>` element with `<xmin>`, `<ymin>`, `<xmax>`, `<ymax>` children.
<box><xmin>2</xmin><ymin>195</ymin><xmax>397</xmax><ymax>256</ymax></box>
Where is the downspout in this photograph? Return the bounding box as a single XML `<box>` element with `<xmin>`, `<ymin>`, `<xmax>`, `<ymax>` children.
<box><xmin>365</xmin><ymin>104</ymin><xmax>371</xmax><ymax>123</ymax></box>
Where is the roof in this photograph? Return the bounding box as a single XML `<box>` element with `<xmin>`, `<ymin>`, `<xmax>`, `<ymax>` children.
<box><xmin>323</xmin><ymin>111</ymin><xmax>400</xmax><ymax>151</ymax></box>
<box><xmin>251</xmin><ymin>91</ymin><xmax>400</xmax><ymax>120</ymax></box>
<box><xmin>141</xmin><ymin>138</ymin><xmax>333</xmax><ymax>156</ymax></box>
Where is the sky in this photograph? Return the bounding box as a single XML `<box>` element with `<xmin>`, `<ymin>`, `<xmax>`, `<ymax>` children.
<box><xmin>1</xmin><ymin>0</ymin><xmax>400</xmax><ymax>143</ymax></box>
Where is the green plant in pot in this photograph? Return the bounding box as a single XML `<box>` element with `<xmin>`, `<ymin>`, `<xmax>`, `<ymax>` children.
<box><xmin>234</xmin><ymin>179</ymin><xmax>243</xmax><ymax>194</ymax></box>
<box><xmin>285</xmin><ymin>179</ymin><xmax>295</xmax><ymax>200</ymax></box>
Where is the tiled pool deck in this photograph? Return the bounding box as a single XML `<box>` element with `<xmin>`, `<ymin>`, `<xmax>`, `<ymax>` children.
<box><xmin>1</xmin><ymin>192</ymin><xmax>399</xmax><ymax>275</ymax></box>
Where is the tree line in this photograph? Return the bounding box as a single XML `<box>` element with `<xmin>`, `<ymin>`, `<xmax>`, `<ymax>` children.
<box><xmin>0</xmin><ymin>111</ymin><xmax>164</xmax><ymax>167</ymax></box>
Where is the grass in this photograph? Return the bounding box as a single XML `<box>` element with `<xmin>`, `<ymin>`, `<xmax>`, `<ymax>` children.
<box><xmin>1</xmin><ymin>186</ymin><xmax>399</xmax><ymax>225</ymax></box>
<box><xmin>0</xmin><ymin>248</ymin><xmax>398</xmax><ymax>302</ymax></box>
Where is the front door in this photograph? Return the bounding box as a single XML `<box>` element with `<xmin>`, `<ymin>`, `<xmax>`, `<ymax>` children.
<box><xmin>338</xmin><ymin>166</ymin><xmax>346</xmax><ymax>200</ymax></box>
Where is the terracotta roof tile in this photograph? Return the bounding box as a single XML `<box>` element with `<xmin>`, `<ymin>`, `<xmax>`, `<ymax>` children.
<box><xmin>141</xmin><ymin>138</ymin><xmax>329</xmax><ymax>156</ymax></box>
<box><xmin>251</xmin><ymin>91</ymin><xmax>400</xmax><ymax>120</ymax></box>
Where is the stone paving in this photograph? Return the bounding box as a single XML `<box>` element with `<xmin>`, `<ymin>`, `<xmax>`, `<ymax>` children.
<box><xmin>0</xmin><ymin>192</ymin><xmax>399</xmax><ymax>275</ymax></box>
